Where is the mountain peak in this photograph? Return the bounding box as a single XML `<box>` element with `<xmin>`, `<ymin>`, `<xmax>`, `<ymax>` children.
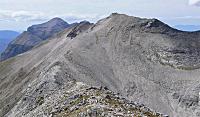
<box><xmin>104</xmin><ymin>13</ymin><xmax>174</xmax><ymax>34</ymax></box>
<box><xmin>28</xmin><ymin>17</ymin><xmax>69</xmax><ymax>30</ymax></box>
<box><xmin>27</xmin><ymin>18</ymin><xmax>69</xmax><ymax>39</ymax></box>
<box><xmin>47</xmin><ymin>17</ymin><xmax>69</xmax><ymax>25</ymax></box>
<box><xmin>110</xmin><ymin>13</ymin><xmax>143</xmax><ymax>19</ymax></box>
<box><xmin>50</xmin><ymin>17</ymin><xmax>64</xmax><ymax>21</ymax></box>
<box><xmin>1</xmin><ymin>18</ymin><xmax>71</xmax><ymax>61</ymax></box>
<box><xmin>109</xmin><ymin>13</ymin><xmax>164</xmax><ymax>26</ymax></box>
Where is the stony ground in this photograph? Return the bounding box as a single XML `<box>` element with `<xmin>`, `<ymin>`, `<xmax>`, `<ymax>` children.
<box><xmin>7</xmin><ymin>80</ymin><xmax>166</xmax><ymax>117</ymax></box>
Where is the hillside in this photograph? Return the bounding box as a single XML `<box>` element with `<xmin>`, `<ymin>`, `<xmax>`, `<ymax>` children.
<box><xmin>1</xmin><ymin>13</ymin><xmax>200</xmax><ymax>117</ymax></box>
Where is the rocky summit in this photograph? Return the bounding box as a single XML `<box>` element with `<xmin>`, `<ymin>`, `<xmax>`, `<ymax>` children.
<box><xmin>1</xmin><ymin>13</ymin><xmax>200</xmax><ymax>117</ymax></box>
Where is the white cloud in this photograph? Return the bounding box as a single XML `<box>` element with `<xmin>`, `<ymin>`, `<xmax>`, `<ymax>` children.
<box><xmin>163</xmin><ymin>16</ymin><xmax>200</xmax><ymax>20</ymax></box>
<box><xmin>55</xmin><ymin>13</ymin><xmax>105</xmax><ymax>23</ymax></box>
<box><xmin>0</xmin><ymin>10</ymin><xmax>46</xmax><ymax>22</ymax></box>
<box><xmin>0</xmin><ymin>9</ymin><xmax>102</xmax><ymax>23</ymax></box>
<box><xmin>189</xmin><ymin>0</ymin><xmax>200</xmax><ymax>6</ymax></box>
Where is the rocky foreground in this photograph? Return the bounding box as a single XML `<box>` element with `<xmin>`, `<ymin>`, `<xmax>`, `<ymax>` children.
<box><xmin>7</xmin><ymin>80</ymin><xmax>166</xmax><ymax>117</ymax></box>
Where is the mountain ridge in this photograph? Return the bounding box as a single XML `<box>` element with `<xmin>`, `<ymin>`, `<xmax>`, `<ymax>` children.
<box><xmin>1</xmin><ymin>13</ymin><xmax>200</xmax><ymax>117</ymax></box>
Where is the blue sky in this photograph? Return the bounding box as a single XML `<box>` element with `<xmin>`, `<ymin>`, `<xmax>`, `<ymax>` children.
<box><xmin>0</xmin><ymin>0</ymin><xmax>200</xmax><ymax>31</ymax></box>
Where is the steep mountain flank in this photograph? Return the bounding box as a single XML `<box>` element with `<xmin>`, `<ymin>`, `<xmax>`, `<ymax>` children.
<box><xmin>1</xmin><ymin>13</ymin><xmax>200</xmax><ymax>117</ymax></box>
<box><xmin>0</xmin><ymin>18</ymin><xmax>70</xmax><ymax>61</ymax></box>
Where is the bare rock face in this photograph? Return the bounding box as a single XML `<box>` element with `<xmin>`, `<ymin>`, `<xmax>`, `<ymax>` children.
<box><xmin>67</xmin><ymin>21</ymin><xmax>93</xmax><ymax>39</ymax></box>
<box><xmin>1</xmin><ymin>13</ymin><xmax>200</xmax><ymax>117</ymax></box>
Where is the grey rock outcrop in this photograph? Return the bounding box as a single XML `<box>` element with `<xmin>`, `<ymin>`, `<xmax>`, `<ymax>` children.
<box><xmin>1</xmin><ymin>13</ymin><xmax>200</xmax><ymax>117</ymax></box>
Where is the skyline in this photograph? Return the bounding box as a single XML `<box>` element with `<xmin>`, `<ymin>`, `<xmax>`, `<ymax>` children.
<box><xmin>0</xmin><ymin>0</ymin><xmax>200</xmax><ymax>31</ymax></box>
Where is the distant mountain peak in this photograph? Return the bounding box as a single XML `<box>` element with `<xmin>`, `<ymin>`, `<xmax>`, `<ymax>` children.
<box><xmin>28</xmin><ymin>17</ymin><xmax>69</xmax><ymax>30</ymax></box>
<box><xmin>50</xmin><ymin>17</ymin><xmax>64</xmax><ymax>21</ymax></box>
<box><xmin>27</xmin><ymin>18</ymin><xmax>69</xmax><ymax>39</ymax></box>
<box><xmin>47</xmin><ymin>17</ymin><xmax>69</xmax><ymax>25</ymax></box>
<box><xmin>80</xmin><ymin>20</ymin><xmax>91</xmax><ymax>24</ymax></box>
<box><xmin>1</xmin><ymin>18</ymin><xmax>71</xmax><ymax>61</ymax></box>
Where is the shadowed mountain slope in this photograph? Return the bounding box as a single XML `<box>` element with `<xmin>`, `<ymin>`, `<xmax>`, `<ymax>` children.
<box><xmin>0</xmin><ymin>18</ymin><xmax>70</xmax><ymax>61</ymax></box>
<box><xmin>1</xmin><ymin>13</ymin><xmax>200</xmax><ymax>117</ymax></box>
